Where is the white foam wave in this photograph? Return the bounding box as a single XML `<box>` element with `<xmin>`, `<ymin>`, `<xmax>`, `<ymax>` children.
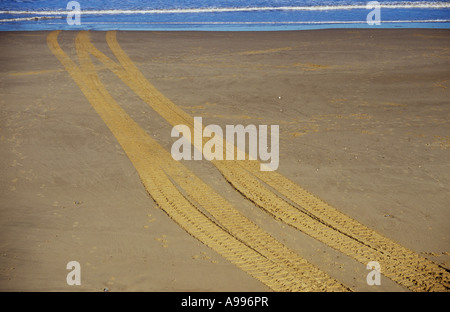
<box><xmin>0</xmin><ymin>16</ymin><xmax>62</xmax><ymax>22</ymax></box>
<box><xmin>1</xmin><ymin>2</ymin><xmax>449</xmax><ymax>16</ymax></box>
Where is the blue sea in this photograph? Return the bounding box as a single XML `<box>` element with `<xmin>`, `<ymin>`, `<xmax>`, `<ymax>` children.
<box><xmin>0</xmin><ymin>0</ymin><xmax>449</xmax><ymax>31</ymax></box>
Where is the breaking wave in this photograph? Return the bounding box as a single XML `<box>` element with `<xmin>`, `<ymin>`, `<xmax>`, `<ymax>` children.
<box><xmin>1</xmin><ymin>2</ymin><xmax>449</xmax><ymax>17</ymax></box>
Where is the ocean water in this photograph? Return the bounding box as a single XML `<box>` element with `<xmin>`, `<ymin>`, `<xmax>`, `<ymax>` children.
<box><xmin>0</xmin><ymin>0</ymin><xmax>449</xmax><ymax>31</ymax></box>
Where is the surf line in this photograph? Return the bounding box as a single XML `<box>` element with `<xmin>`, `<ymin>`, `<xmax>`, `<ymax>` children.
<box><xmin>171</xmin><ymin>117</ymin><xmax>279</xmax><ymax>171</ymax></box>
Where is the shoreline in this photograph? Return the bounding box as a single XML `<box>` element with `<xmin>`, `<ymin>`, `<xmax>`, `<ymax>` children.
<box><xmin>1</xmin><ymin>23</ymin><xmax>450</xmax><ymax>32</ymax></box>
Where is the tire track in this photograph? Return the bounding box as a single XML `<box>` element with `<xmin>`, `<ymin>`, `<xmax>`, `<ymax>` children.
<box><xmin>251</xmin><ymin>165</ymin><xmax>450</xmax><ymax>291</ymax></box>
<box><xmin>47</xmin><ymin>30</ymin><xmax>348</xmax><ymax>292</ymax></box>
<box><xmin>219</xmin><ymin>160</ymin><xmax>450</xmax><ymax>291</ymax></box>
<box><xmin>85</xmin><ymin>30</ymin><xmax>449</xmax><ymax>291</ymax></box>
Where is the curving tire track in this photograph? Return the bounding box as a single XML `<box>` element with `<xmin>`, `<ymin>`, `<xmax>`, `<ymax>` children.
<box><xmin>47</xmin><ymin>30</ymin><xmax>349</xmax><ymax>292</ymax></box>
<box><xmin>101</xmin><ymin>30</ymin><xmax>450</xmax><ymax>292</ymax></box>
<box><xmin>48</xmin><ymin>30</ymin><xmax>449</xmax><ymax>292</ymax></box>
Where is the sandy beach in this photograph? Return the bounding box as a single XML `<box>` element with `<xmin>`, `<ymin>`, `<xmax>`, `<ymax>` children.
<box><xmin>0</xmin><ymin>29</ymin><xmax>449</xmax><ymax>292</ymax></box>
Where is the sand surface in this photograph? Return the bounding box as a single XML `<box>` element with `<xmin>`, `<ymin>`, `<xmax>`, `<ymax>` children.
<box><xmin>0</xmin><ymin>29</ymin><xmax>449</xmax><ymax>292</ymax></box>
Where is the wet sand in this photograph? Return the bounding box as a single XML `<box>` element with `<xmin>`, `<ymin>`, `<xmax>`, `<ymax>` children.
<box><xmin>0</xmin><ymin>29</ymin><xmax>449</xmax><ymax>291</ymax></box>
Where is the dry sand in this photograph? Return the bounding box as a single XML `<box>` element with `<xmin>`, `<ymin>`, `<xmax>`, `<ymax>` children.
<box><xmin>0</xmin><ymin>29</ymin><xmax>449</xmax><ymax>292</ymax></box>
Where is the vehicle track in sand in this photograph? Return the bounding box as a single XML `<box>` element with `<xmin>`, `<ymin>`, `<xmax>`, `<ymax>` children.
<box><xmin>47</xmin><ymin>30</ymin><xmax>348</xmax><ymax>292</ymax></box>
<box><xmin>47</xmin><ymin>30</ymin><xmax>449</xmax><ymax>292</ymax></box>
